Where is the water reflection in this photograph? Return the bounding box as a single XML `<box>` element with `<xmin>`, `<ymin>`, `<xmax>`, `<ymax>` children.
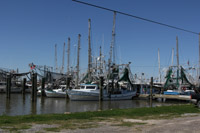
<box><xmin>0</xmin><ymin>94</ymin><xmax>188</xmax><ymax>116</ymax></box>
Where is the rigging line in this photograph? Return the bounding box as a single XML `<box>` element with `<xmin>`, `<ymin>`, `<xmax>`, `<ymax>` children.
<box><xmin>72</xmin><ymin>0</ymin><xmax>199</xmax><ymax>35</ymax></box>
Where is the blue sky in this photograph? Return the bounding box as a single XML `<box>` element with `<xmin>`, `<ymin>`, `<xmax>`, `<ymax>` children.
<box><xmin>0</xmin><ymin>0</ymin><xmax>199</xmax><ymax>78</ymax></box>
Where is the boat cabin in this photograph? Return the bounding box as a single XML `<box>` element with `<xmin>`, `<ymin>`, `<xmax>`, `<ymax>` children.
<box><xmin>79</xmin><ymin>84</ymin><xmax>98</xmax><ymax>90</ymax></box>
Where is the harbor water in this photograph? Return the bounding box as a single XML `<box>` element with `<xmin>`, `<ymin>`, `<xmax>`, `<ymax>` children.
<box><xmin>0</xmin><ymin>94</ymin><xmax>188</xmax><ymax>116</ymax></box>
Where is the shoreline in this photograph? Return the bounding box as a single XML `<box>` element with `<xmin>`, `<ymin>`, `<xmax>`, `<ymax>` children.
<box><xmin>0</xmin><ymin>104</ymin><xmax>200</xmax><ymax>132</ymax></box>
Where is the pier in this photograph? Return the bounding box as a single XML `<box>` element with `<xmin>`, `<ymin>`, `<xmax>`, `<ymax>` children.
<box><xmin>139</xmin><ymin>94</ymin><xmax>192</xmax><ymax>101</ymax></box>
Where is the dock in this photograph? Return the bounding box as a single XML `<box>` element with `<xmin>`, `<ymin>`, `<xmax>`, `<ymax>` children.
<box><xmin>139</xmin><ymin>94</ymin><xmax>193</xmax><ymax>101</ymax></box>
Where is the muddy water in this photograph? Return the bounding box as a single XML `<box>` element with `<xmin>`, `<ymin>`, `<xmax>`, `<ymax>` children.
<box><xmin>0</xmin><ymin>94</ymin><xmax>187</xmax><ymax>116</ymax></box>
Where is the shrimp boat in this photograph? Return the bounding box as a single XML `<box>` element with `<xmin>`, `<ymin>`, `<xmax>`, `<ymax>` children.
<box><xmin>45</xmin><ymin>85</ymin><xmax>67</xmax><ymax>98</ymax></box>
<box><xmin>67</xmin><ymin>13</ymin><xmax>136</xmax><ymax>100</ymax></box>
<box><xmin>67</xmin><ymin>67</ymin><xmax>137</xmax><ymax>101</ymax></box>
<box><xmin>67</xmin><ymin>84</ymin><xmax>136</xmax><ymax>101</ymax></box>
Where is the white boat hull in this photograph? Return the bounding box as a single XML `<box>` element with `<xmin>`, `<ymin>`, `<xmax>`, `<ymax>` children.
<box><xmin>45</xmin><ymin>90</ymin><xmax>66</xmax><ymax>98</ymax></box>
<box><xmin>0</xmin><ymin>88</ymin><xmax>22</xmax><ymax>93</ymax></box>
<box><xmin>67</xmin><ymin>90</ymin><xmax>136</xmax><ymax>101</ymax></box>
<box><xmin>104</xmin><ymin>91</ymin><xmax>136</xmax><ymax>100</ymax></box>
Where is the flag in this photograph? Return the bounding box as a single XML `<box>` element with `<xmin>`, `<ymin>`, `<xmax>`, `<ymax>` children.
<box><xmin>187</xmin><ymin>60</ymin><xmax>189</xmax><ymax>65</ymax></box>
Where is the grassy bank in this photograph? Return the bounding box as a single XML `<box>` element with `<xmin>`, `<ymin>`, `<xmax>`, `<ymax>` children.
<box><xmin>0</xmin><ymin>104</ymin><xmax>199</xmax><ymax>132</ymax></box>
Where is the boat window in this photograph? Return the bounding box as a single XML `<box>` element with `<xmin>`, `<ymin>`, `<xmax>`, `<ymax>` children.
<box><xmin>80</xmin><ymin>86</ymin><xmax>85</xmax><ymax>89</ymax></box>
<box><xmin>0</xmin><ymin>83</ymin><xmax>6</xmax><ymax>85</ymax></box>
<box><xmin>86</xmin><ymin>86</ymin><xmax>96</xmax><ymax>89</ymax></box>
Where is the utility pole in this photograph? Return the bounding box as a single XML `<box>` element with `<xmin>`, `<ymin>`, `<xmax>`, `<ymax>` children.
<box><xmin>55</xmin><ymin>44</ymin><xmax>58</xmax><ymax>73</ymax></box>
<box><xmin>88</xmin><ymin>19</ymin><xmax>92</xmax><ymax>82</ymax></box>
<box><xmin>61</xmin><ymin>42</ymin><xmax>65</xmax><ymax>74</ymax></box>
<box><xmin>176</xmin><ymin>36</ymin><xmax>179</xmax><ymax>89</ymax></box>
<box><xmin>76</xmin><ymin>34</ymin><xmax>81</xmax><ymax>87</ymax></box>
<box><xmin>67</xmin><ymin>37</ymin><xmax>70</xmax><ymax>75</ymax></box>
<box><xmin>158</xmin><ymin>48</ymin><xmax>161</xmax><ymax>83</ymax></box>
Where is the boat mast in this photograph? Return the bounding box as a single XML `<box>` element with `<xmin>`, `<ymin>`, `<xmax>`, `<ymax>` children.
<box><xmin>108</xmin><ymin>11</ymin><xmax>116</xmax><ymax>76</ymax></box>
<box><xmin>176</xmin><ymin>36</ymin><xmax>180</xmax><ymax>89</ymax></box>
<box><xmin>100</xmin><ymin>46</ymin><xmax>103</xmax><ymax>75</ymax></box>
<box><xmin>171</xmin><ymin>48</ymin><xmax>174</xmax><ymax>66</ymax></box>
<box><xmin>112</xmin><ymin>11</ymin><xmax>116</xmax><ymax>64</ymax></box>
<box><xmin>111</xmin><ymin>11</ymin><xmax>116</xmax><ymax>64</ymax></box>
<box><xmin>76</xmin><ymin>34</ymin><xmax>81</xmax><ymax>87</ymax></box>
<box><xmin>67</xmin><ymin>37</ymin><xmax>70</xmax><ymax>75</ymax></box>
<box><xmin>199</xmin><ymin>33</ymin><xmax>200</xmax><ymax>87</ymax></box>
<box><xmin>158</xmin><ymin>48</ymin><xmax>161</xmax><ymax>83</ymax></box>
<box><xmin>88</xmin><ymin>19</ymin><xmax>92</xmax><ymax>82</ymax></box>
<box><xmin>61</xmin><ymin>42</ymin><xmax>65</xmax><ymax>74</ymax></box>
<box><xmin>55</xmin><ymin>44</ymin><xmax>58</xmax><ymax>73</ymax></box>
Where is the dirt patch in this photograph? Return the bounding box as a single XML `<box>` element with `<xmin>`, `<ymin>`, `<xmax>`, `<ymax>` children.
<box><xmin>19</xmin><ymin>124</ymin><xmax>59</xmax><ymax>133</ymax></box>
<box><xmin>1</xmin><ymin>114</ymin><xmax>200</xmax><ymax>133</ymax></box>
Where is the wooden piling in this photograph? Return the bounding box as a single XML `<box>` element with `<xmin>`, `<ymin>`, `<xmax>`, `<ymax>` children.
<box><xmin>99</xmin><ymin>76</ymin><xmax>104</xmax><ymax>101</ymax></box>
<box><xmin>41</xmin><ymin>77</ymin><xmax>45</xmax><ymax>97</ymax></box>
<box><xmin>31</xmin><ymin>74</ymin><xmax>35</xmax><ymax>102</ymax></box>
<box><xmin>66</xmin><ymin>77</ymin><xmax>71</xmax><ymax>99</ymax></box>
<box><xmin>31</xmin><ymin>73</ymin><xmax>37</xmax><ymax>102</ymax></box>
<box><xmin>161</xmin><ymin>87</ymin><xmax>164</xmax><ymax>94</ymax></box>
<box><xmin>34</xmin><ymin>73</ymin><xmax>37</xmax><ymax>101</ymax></box>
<box><xmin>6</xmin><ymin>74</ymin><xmax>11</xmax><ymax>99</ymax></box>
<box><xmin>22</xmin><ymin>78</ymin><xmax>26</xmax><ymax>95</ymax></box>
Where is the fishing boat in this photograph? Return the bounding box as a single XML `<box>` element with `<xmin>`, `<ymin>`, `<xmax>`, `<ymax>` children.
<box><xmin>67</xmin><ymin>66</ymin><xmax>137</xmax><ymax>101</ymax></box>
<box><xmin>67</xmin><ymin>14</ymin><xmax>137</xmax><ymax>100</ymax></box>
<box><xmin>0</xmin><ymin>81</ymin><xmax>23</xmax><ymax>93</ymax></box>
<box><xmin>67</xmin><ymin>84</ymin><xmax>99</xmax><ymax>100</ymax></box>
<box><xmin>0</xmin><ymin>81</ymin><xmax>6</xmax><ymax>93</ymax></box>
<box><xmin>67</xmin><ymin>83</ymin><xmax>136</xmax><ymax>101</ymax></box>
<box><xmin>45</xmin><ymin>85</ymin><xmax>67</xmax><ymax>98</ymax></box>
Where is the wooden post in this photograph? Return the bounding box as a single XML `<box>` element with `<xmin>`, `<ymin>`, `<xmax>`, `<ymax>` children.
<box><xmin>22</xmin><ymin>78</ymin><xmax>26</xmax><ymax>95</ymax></box>
<box><xmin>150</xmin><ymin>77</ymin><xmax>153</xmax><ymax>107</ymax></box>
<box><xmin>161</xmin><ymin>87</ymin><xmax>164</xmax><ymax>94</ymax></box>
<box><xmin>31</xmin><ymin>73</ymin><xmax>35</xmax><ymax>102</ymax></box>
<box><xmin>6</xmin><ymin>74</ymin><xmax>11</xmax><ymax>99</ymax></box>
<box><xmin>31</xmin><ymin>73</ymin><xmax>37</xmax><ymax>102</ymax></box>
<box><xmin>66</xmin><ymin>77</ymin><xmax>71</xmax><ymax>99</ymax></box>
<box><xmin>99</xmin><ymin>76</ymin><xmax>104</xmax><ymax>101</ymax></box>
<box><xmin>34</xmin><ymin>73</ymin><xmax>37</xmax><ymax>101</ymax></box>
<box><xmin>41</xmin><ymin>77</ymin><xmax>45</xmax><ymax>97</ymax></box>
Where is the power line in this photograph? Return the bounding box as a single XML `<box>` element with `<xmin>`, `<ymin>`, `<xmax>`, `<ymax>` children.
<box><xmin>72</xmin><ymin>0</ymin><xmax>199</xmax><ymax>35</ymax></box>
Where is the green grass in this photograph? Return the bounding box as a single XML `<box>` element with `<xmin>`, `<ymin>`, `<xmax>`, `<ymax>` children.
<box><xmin>0</xmin><ymin>104</ymin><xmax>199</xmax><ymax>132</ymax></box>
<box><xmin>44</xmin><ymin>127</ymin><xmax>60</xmax><ymax>132</ymax></box>
<box><xmin>113</xmin><ymin>122</ymin><xmax>147</xmax><ymax>127</ymax></box>
<box><xmin>1</xmin><ymin>123</ymin><xmax>32</xmax><ymax>132</ymax></box>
